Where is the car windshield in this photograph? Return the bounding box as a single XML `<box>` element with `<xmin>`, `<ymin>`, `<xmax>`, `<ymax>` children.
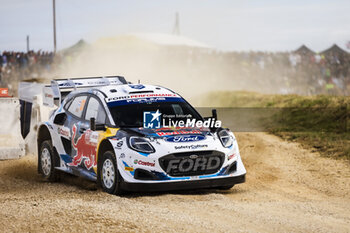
<box><xmin>108</xmin><ymin>101</ymin><xmax>202</xmax><ymax>128</ymax></box>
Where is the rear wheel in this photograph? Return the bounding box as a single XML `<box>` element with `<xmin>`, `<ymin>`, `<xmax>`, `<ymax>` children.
<box><xmin>39</xmin><ymin>140</ymin><xmax>59</xmax><ymax>182</ymax></box>
<box><xmin>99</xmin><ymin>151</ymin><xmax>123</xmax><ymax>195</ymax></box>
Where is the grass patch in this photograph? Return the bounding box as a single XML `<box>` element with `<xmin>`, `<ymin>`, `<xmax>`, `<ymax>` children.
<box><xmin>200</xmin><ymin>91</ymin><xmax>350</xmax><ymax>159</ymax></box>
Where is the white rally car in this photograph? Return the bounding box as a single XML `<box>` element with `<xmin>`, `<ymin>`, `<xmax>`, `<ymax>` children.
<box><xmin>37</xmin><ymin>76</ymin><xmax>246</xmax><ymax>194</ymax></box>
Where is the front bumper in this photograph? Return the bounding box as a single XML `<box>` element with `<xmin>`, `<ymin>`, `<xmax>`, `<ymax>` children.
<box><xmin>120</xmin><ymin>173</ymin><xmax>246</xmax><ymax>192</ymax></box>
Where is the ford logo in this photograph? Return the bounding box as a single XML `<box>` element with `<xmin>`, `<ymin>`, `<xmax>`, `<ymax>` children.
<box><xmin>165</xmin><ymin>135</ymin><xmax>206</xmax><ymax>143</ymax></box>
<box><xmin>129</xmin><ymin>84</ymin><xmax>145</xmax><ymax>89</ymax></box>
<box><xmin>189</xmin><ymin>154</ymin><xmax>198</xmax><ymax>159</ymax></box>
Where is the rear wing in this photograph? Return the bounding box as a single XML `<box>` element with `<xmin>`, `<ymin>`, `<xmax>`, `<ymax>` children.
<box><xmin>43</xmin><ymin>76</ymin><xmax>127</xmax><ymax>107</ymax></box>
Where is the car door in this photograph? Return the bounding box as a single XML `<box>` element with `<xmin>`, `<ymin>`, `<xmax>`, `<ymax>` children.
<box><xmin>68</xmin><ymin>95</ymin><xmax>107</xmax><ymax>173</ymax></box>
<box><xmin>64</xmin><ymin>94</ymin><xmax>90</xmax><ymax>170</ymax></box>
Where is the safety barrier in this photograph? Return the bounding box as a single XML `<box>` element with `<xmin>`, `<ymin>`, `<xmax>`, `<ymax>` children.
<box><xmin>0</xmin><ymin>98</ymin><xmax>25</xmax><ymax>159</ymax></box>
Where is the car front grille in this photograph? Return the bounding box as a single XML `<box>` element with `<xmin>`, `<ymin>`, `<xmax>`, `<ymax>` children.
<box><xmin>159</xmin><ymin>150</ymin><xmax>225</xmax><ymax>177</ymax></box>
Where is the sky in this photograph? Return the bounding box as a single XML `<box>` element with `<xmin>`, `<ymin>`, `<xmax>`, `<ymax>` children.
<box><xmin>0</xmin><ymin>0</ymin><xmax>349</xmax><ymax>52</ymax></box>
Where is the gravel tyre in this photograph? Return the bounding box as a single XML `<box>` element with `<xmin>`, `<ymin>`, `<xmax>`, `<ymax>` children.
<box><xmin>39</xmin><ymin>140</ymin><xmax>60</xmax><ymax>182</ymax></box>
<box><xmin>99</xmin><ymin>151</ymin><xmax>123</xmax><ymax>195</ymax></box>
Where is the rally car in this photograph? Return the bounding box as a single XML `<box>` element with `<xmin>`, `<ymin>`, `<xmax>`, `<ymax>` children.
<box><xmin>37</xmin><ymin>76</ymin><xmax>246</xmax><ymax>194</ymax></box>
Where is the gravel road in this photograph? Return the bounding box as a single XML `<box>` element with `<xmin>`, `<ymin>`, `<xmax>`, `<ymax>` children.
<box><xmin>0</xmin><ymin>132</ymin><xmax>349</xmax><ymax>232</ymax></box>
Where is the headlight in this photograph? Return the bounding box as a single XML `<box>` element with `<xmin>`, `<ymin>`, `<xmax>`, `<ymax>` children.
<box><xmin>218</xmin><ymin>129</ymin><xmax>233</xmax><ymax>148</ymax></box>
<box><xmin>129</xmin><ymin>136</ymin><xmax>155</xmax><ymax>153</ymax></box>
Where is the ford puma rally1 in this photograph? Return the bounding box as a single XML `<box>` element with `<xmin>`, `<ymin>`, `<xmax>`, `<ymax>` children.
<box><xmin>37</xmin><ymin>76</ymin><xmax>246</xmax><ymax>194</ymax></box>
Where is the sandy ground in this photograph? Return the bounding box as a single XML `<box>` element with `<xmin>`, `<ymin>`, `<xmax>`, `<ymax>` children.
<box><xmin>0</xmin><ymin>132</ymin><xmax>349</xmax><ymax>232</ymax></box>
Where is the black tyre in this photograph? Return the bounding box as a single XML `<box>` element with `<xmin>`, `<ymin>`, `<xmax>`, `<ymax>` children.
<box><xmin>39</xmin><ymin>140</ymin><xmax>60</xmax><ymax>182</ymax></box>
<box><xmin>99</xmin><ymin>151</ymin><xmax>123</xmax><ymax>195</ymax></box>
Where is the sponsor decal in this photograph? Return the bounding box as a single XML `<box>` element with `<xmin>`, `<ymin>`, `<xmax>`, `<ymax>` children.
<box><xmin>156</xmin><ymin>130</ymin><xmax>202</xmax><ymax>137</ymax></box>
<box><xmin>129</xmin><ymin>84</ymin><xmax>145</xmax><ymax>89</ymax></box>
<box><xmin>119</xmin><ymin>153</ymin><xmax>126</xmax><ymax>159</ymax></box>
<box><xmin>155</xmin><ymin>127</ymin><xmax>178</xmax><ymax>131</ymax></box>
<box><xmin>134</xmin><ymin>159</ymin><xmax>155</xmax><ymax>167</ymax></box>
<box><xmin>174</xmin><ymin>144</ymin><xmax>208</xmax><ymax>150</ymax></box>
<box><xmin>125</xmin><ymin>166</ymin><xmax>134</xmax><ymax>172</ymax></box>
<box><xmin>58</xmin><ymin>82</ymin><xmax>83</xmax><ymax>87</ymax></box>
<box><xmin>107</xmin><ymin>93</ymin><xmax>179</xmax><ymax>102</ymax></box>
<box><xmin>126</xmin><ymin>97</ymin><xmax>166</xmax><ymax>104</ymax></box>
<box><xmin>228</xmin><ymin>153</ymin><xmax>237</xmax><ymax>160</ymax></box>
<box><xmin>57</xmin><ymin>126</ymin><xmax>71</xmax><ymax>138</ymax></box>
<box><xmin>166</xmin><ymin>156</ymin><xmax>222</xmax><ymax>173</ymax></box>
<box><xmin>166</xmin><ymin>135</ymin><xmax>206</xmax><ymax>143</ymax></box>
<box><xmin>114</xmin><ymin>140</ymin><xmax>123</xmax><ymax>149</ymax></box>
<box><xmin>81</xmin><ymin>130</ymin><xmax>99</xmax><ymax>146</ymax></box>
<box><xmin>87</xmin><ymin>81</ymin><xmax>106</xmax><ymax>85</ymax></box>
<box><xmin>116</xmin><ymin>141</ymin><xmax>123</xmax><ymax>148</ymax></box>
<box><xmin>0</xmin><ymin>88</ymin><xmax>9</xmax><ymax>97</ymax></box>
<box><xmin>68</xmin><ymin>125</ymin><xmax>97</xmax><ymax>170</ymax></box>
<box><xmin>143</xmin><ymin>110</ymin><xmax>161</xmax><ymax>129</ymax></box>
<box><xmin>107</xmin><ymin>97</ymin><xmax>184</xmax><ymax>107</ymax></box>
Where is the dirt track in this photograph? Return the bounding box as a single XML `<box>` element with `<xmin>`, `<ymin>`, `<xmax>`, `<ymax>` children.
<box><xmin>0</xmin><ymin>132</ymin><xmax>349</xmax><ymax>232</ymax></box>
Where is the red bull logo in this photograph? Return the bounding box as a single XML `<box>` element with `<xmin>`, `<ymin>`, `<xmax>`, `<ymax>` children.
<box><xmin>68</xmin><ymin>125</ymin><xmax>98</xmax><ymax>170</ymax></box>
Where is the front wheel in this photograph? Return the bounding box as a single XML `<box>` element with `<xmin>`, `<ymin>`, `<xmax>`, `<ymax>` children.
<box><xmin>39</xmin><ymin>140</ymin><xmax>59</xmax><ymax>182</ymax></box>
<box><xmin>99</xmin><ymin>151</ymin><xmax>123</xmax><ymax>195</ymax></box>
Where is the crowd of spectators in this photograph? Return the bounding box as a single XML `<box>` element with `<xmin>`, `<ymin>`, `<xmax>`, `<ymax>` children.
<box><xmin>286</xmin><ymin>50</ymin><xmax>350</xmax><ymax>95</ymax></box>
<box><xmin>179</xmin><ymin>46</ymin><xmax>350</xmax><ymax>95</ymax></box>
<box><xmin>0</xmin><ymin>46</ymin><xmax>349</xmax><ymax>96</ymax></box>
<box><xmin>239</xmin><ymin>49</ymin><xmax>349</xmax><ymax>95</ymax></box>
<box><xmin>0</xmin><ymin>51</ymin><xmax>55</xmax><ymax>90</ymax></box>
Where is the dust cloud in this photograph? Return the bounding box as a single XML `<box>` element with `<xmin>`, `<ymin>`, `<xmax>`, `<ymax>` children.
<box><xmin>52</xmin><ymin>33</ymin><xmax>340</xmax><ymax>101</ymax></box>
<box><xmin>54</xmin><ymin>35</ymin><xmax>250</xmax><ymax>101</ymax></box>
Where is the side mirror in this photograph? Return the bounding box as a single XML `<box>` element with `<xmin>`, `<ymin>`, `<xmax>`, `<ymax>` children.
<box><xmin>90</xmin><ymin>117</ymin><xmax>96</xmax><ymax>131</ymax></box>
<box><xmin>212</xmin><ymin>109</ymin><xmax>217</xmax><ymax>120</ymax></box>
<box><xmin>53</xmin><ymin>112</ymin><xmax>67</xmax><ymax>125</ymax></box>
<box><xmin>204</xmin><ymin>109</ymin><xmax>218</xmax><ymax>121</ymax></box>
<box><xmin>90</xmin><ymin>117</ymin><xmax>106</xmax><ymax>131</ymax></box>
